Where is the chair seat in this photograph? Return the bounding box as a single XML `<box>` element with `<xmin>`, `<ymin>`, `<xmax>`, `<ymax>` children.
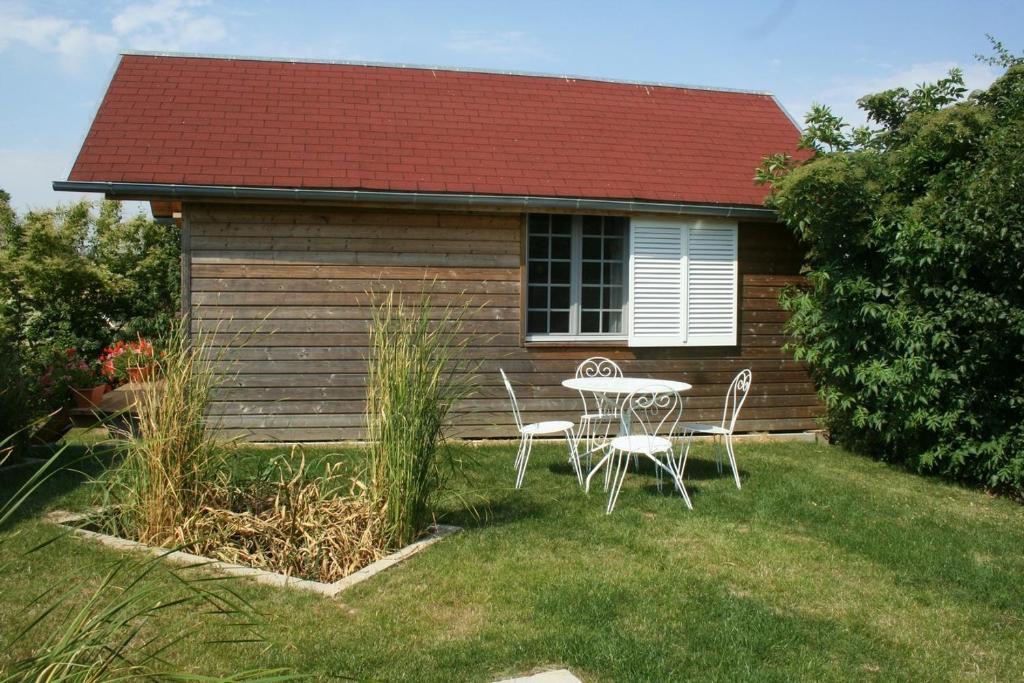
<box><xmin>682</xmin><ymin>422</ymin><xmax>730</xmax><ymax>435</ymax></box>
<box><xmin>609</xmin><ymin>434</ymin><xmax>672</xmax><ymax>455</ymax></box>
<box><xmin>521</xmin><ymin>420</ymin><xmax>574</xmax><ymax>436</ymax></box>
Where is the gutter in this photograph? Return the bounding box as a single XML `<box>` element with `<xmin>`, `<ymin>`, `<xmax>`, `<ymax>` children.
<box><xmin>51</xmin><ymin>181</ymin><xmax>776</xmax><ymax>220</ymax></box>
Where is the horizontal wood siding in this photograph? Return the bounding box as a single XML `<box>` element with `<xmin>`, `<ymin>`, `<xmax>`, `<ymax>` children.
<box><xmin>188</xmin><ymin>203</ymin><xmax>821</xmax><ymax>441</ymax></box>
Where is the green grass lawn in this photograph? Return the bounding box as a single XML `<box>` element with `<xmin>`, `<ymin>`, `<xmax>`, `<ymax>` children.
<box><xmin>1</xmin><ymin>436</ymin><xmax>1023</xmax><ymax>682</ymax></box>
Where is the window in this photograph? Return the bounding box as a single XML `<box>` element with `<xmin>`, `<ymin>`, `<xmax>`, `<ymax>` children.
<box><xmin>524</xmin><ymin>214</ymin><xmax>740</xmax><ymax>347</ymax></box>
<box><xmin>526</xmin><ymin>214</ymin><xmax>628</xmax><ymax>338</ymax></box>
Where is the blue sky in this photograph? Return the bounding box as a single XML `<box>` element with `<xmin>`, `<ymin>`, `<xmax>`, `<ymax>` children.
<box><xmin>0</xmin><ymin>0</ymin><xmax>1021</xmax><ymax>212</ymax></box>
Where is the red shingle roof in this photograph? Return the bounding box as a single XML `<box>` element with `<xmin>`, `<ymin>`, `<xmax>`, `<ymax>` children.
<box><xmin>68</xmin><ymin>54</ymin><xmax>803</xmax><ymax>207</ymax></box>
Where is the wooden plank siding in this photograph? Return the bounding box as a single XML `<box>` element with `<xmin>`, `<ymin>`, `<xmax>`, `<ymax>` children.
<box><xmin>186</xmin><ymin>202</ymin><xmax>821</xmax><ymax>441</ymax></box>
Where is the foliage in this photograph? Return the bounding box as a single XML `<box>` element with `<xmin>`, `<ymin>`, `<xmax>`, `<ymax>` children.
<box><xmin>365</xmin><ymin>290</ymin><xmax>476</xmax><ymax>548</ymax></box>
<box><xmin>0</xmin><ymin>194</ymin><xmax>179</xmax><ymax>373</ymax></box>
<box><xmin>0</xmin><ymin>335</ymin><xmax>31</xmax><ymax>460</ymax></box>
<box><xmin>95</xmin><ymin>319</ymin><xmax>222</xmax><ymax>545</ymax></box>
<box><xmin>756</xmin><ymin>45</ymin><xmax>1024</xmax><ymax>495</ymax></box>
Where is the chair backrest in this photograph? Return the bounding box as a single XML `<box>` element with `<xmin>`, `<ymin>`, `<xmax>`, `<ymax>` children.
<box><xmin>575</xmin><ymin>356</ymin><xmax>623</xmax><ymax>380</ymax></box>
<box><xmin>575</xmin><ymin>357</ymin><xmax>624</xmax><ymax>417</ymax></box>
<box><xmin>720</xmin><ymin>369</ymin><xmax>753</xmax><ymax>434</ymax></box>
<box><xmin>624</xmin><ymin>384</ymin><xmax>685</xmax><ymax>447</ymax></box>
<box><xmin>499</xmin><ymin>368</ymin><xmax>523</xmax><ymax>430</ymax></box>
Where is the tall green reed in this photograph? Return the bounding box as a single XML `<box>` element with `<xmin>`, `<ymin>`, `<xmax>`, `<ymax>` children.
<box><xmin>365</xmin><ymin>289</ymin><xmax>477</xmax><ymax>548</ymax></box>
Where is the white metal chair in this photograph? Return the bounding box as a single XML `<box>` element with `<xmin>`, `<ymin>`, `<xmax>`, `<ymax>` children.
<box><xmin>602</xmin><ymin>384</ymin><xmax>692</xmax><ymax>514</ymax></box>
<box><xmin>681</xmin><ymin>369</ymin><xmax>752</xmax><ymax>489</ymax></box>
<box><xmin>574</xmin><ymin>357</ymin><xmax>624</xmax><ymax>468</ymax></box>
<box><xmin>500</xmin><ymin>369</ymin><xmax>582</xmax><ymax>489</ymax></box>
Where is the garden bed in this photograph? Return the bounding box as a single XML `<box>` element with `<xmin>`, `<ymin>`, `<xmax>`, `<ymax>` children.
<box><xmin>46</xmin><ymin>509</ymin><xmax>460</xmax><ymax>597</ymax></box>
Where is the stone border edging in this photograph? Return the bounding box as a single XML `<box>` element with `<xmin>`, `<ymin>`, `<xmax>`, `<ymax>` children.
<box><xmin>45</xmin><ymin>510</ymin><xmax>460</xmax><ymax>597</ymax></box>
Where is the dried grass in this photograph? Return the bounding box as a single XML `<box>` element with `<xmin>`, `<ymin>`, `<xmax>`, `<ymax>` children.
<box><xmin>177</xmin><ymin>453</ymin><xmax>388</xmax><ymax>583</ymax></box>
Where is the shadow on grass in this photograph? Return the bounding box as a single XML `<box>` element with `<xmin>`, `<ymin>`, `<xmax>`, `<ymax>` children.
<box><xmin>442</xmin><ymin>495</ymin><xmax>548</xmax><ymax>531</ymax></box>
<box><xmin>0</xmin><ymin>443</ymin><xmax>116</xmax><ymax>526</ymax></box>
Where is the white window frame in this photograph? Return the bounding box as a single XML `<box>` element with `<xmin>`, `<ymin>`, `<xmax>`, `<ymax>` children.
<box><xmin>524</xmin><ymin>214</ymin><xmax>630</xmax><ymax>343</ymax></box>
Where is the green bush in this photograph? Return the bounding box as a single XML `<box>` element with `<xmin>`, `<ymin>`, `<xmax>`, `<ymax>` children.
<box><xmin>0</xmin><ymin>192</ymin><xmax>179</xmax><ymax>426</ymax></box>
<box><xmin>758</xmin><ymin>47</ymin><xmax>1024</xmax><ymax>495</ymax></box>
<box><xmin>0</xmin><ymin>333</ymin><xmax>30</xmax><ymax>462</ymax></box>
<box><xmin>0</xmin><ymin>194</ymin><xmax>179</xmax><ymax>366</ymax></box>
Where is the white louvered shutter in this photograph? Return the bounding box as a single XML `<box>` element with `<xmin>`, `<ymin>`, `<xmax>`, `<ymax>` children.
<box><xmin>629</xmin><ymin>219</ymin><xmax>686</xmax><ymax>347</ymax></box>
<box><xmin>686</xmin><ymin>218</ymin><xmax>738</xmax><ymax>346</ymax></box>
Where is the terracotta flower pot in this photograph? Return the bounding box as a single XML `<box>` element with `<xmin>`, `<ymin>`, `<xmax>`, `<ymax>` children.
<box><xmin>72</xmin><ymin>384</ymin><xmax>108</xmax><ymax>409</ymax></box>
<box><xmin>127</xmin><ymin>364</ymin><xmax>154</xmax><ymax>383</ymax></box>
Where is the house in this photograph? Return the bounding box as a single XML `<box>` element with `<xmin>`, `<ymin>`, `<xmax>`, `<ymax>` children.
<box><xmin>56</xmin><ymin>52</ymin><xmax>820</xmax><ymax>441</ymax></box>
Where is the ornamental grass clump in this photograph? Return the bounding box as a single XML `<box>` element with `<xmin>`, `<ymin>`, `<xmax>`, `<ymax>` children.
<box><xmin>96</xmin><ymin>317</ymin><xmax>223</xmax><ymax>546</ymax></box>
<box><xmin>366</xmin><ymin>290</ymin><xmax>477</xmax><ymax>549</ymax></box>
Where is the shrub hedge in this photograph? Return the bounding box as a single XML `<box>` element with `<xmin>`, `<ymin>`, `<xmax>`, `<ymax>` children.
<box><xmin>758</xmin><ymin>53</ymin><xmax>1024</xmax><ymax>495</ymax></box>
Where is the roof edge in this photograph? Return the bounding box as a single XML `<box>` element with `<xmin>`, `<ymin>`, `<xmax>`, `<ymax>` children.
<box><xmin>52</xmin><ymin>181</ymin><xmax>777</xmax><ymax>219</ymax></box>
<box><xmin>119</xmin><ymin>50</ymin><xmax>777</xmax><ymax>98</ymax></box>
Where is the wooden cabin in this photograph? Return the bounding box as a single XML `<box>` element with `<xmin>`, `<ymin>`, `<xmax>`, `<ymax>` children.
<box><xmin>57</xmin><ymin>52</ymin><xmax>820</xmax><ymax>441</ymax></box>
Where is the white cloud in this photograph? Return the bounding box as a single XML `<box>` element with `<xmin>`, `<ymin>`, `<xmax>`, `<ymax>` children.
<box><xmin>816</xmin><ymin>61</ymin><xmax>1001</xmax><ymax>126</ymax></box>
<box><xmin>112</xmin><ymin>0</ymin><xmax>227</xmax><ymax>51</ymax></box>
<box><xmin>443</xmin><ymin>30</ymin><xmax>546</xmax><ymax>58</ymax></box>
<box><xmin>0</xmin><ymin>8</ymin><xmax>116</xmax><ymax>68</ymax></box>
<box><xmin>0</xmin><ymin>1</ymin><xmax>228</xmax><ymax>70</ymax></box>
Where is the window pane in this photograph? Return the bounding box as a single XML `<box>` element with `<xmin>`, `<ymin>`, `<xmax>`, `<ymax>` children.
<box><xmin>604</xmin><ymin>262</ymin><xmax>623</xmax><ymax>285</ymax></box>
<box><xmin>551</xmin><ymin>261</ymin><xmax>571</xmax><ymax>284</ymax></box>
<box><xmin>551</xmin><ymin>214</ymin><xmax>572</xmax><ymax>232</ymax></box>
<box><xmin>604</xmin><ymin>237</ymin><xmax>623</xmax><ymax>260</ymax></box>
<box><xmin>528</xmin><ymin>261</ymin><xmax>548</xmax><ymax>283</ymax></box>
<box><xmin>580</xmin><ymin>311</ymin><xmax>600</xmax><ymax>333</ymax></box>
<box><xmin>605</xmin><ymin>286</ymin><xmax>623</xmax><ymax>309</ymax></box>
<box><xmin>604</xmin><ymin>311</ymin><xmax>622</xmax><ymax>334</ymax></box>
<box><xmin>550</xmin><ymin>286</ymin><xmax>570</xmax><ymax>309</ymax></box>
<box><xmin>528</xmin><ymin>235</ymin><xmax>548</xmax><ymax>259</ymax></box>
<box><xmin>582</xmin><ymin>237</ymin><xmax>601</xmax><ymax>260</ymax></box>
<box><xmin>582</xmin><ymin>215</ymin><xmax>602</xmax><ymax>234</ymax></box>
<box><xmin>582</xmin><ymin>261</ymin><xmax>601</xmax><ymax>284</ymax></box>
<box><xmin>528</xmin><ymin>286</ymin><xmax>547</xmax><ymax>308</ymax></box>
<box><xmin>605</xmin><ymin>217</ymin><xmax>628</xmax><ymax>231</ymax></box>
<box><xmin>550</xmin><ymin>311</ymin><xmax>570</xmax><ymax>333</ymax></box>
<box><xmin>551</xmin><ymin>236</ymin><xmax>572</xmax><ymax>260</ymax></box>
<box><xmin>582</xmin><ymin>286</ymin><xmax>600</xmax><ymax>309</ymax></box>
<box><xmin>528</xmin><ymin>214</ymin><xmax>549</xmax><ymax>231</ymax></box>
<box><xmin>527</xmin><ymin>310</ymin><xmax>547</xmax><ymax>334</ymax></box>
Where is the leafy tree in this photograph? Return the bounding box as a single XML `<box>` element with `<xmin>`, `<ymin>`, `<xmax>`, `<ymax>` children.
<box><xmin>0</xmin><ymin>194</ymin><xmax>180</xmax><ymax>442</ymax></box>
<box><xmin>757</xmin><ymin>42</ymin><xmax>1024</xmax><ymax>495</ymax></box>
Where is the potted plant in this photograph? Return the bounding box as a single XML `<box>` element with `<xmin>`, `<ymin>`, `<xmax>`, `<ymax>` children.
<box><xmin>61</xmin><ymin>350</ymin><xmax>108</xmax><ymax>409</ymax></box>
<box><xmin>101</xmin><ymin>338</ymin><xmax>158</xmax><ymax>385</ymax></box>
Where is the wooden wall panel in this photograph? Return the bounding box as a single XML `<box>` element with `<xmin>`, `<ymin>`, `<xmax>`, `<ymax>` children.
<box><xmin>187</xmin><ymin>203</ymin><xmax>822</xmax><ymax>441</ymax></box>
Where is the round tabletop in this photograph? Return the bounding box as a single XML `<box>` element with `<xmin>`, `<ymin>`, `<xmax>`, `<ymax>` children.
<box><xmin>561</xmin><ymin>376</ymin><xmax>692</xmax><ymax>395</ymax></box>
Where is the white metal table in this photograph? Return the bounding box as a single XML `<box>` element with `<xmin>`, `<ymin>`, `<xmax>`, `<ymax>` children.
<box><xmin>561</xmin><ymin>376</ymin><xmax>692</xmax><ymax>492</ymax></box>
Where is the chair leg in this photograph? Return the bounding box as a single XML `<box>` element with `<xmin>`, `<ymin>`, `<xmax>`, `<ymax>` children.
<box><xmin>513</xmin><ymin>435</ymin><xmax>527</xmax><ymax>471</ymax></box>
<box><xmin>668</xmin><ymin>442</ymin><xmax>694</xmax><ymax>510</ymax></box>
<box><xmin>565</xmin><ymin>428</ymin><xmax>583</xmax><ymax>486</ymax></box>
<box><xmin>716</xmin><ymin>435</ymin><xmax>724</xmax><ymax>474</ymax></box>
<box><xmin>726</xmin><ymin>434</ymin><xmax>741</xmax><ymax>489</ymax></box>
<box><xmin>515</xmin><ymin>435</ymin><xmax>533</xmax><ymax>489</ymax></box>
<box><xmin>606</xmin><ymin>450</ymin><xmax>630</xmax><ymax>514</ymax></box>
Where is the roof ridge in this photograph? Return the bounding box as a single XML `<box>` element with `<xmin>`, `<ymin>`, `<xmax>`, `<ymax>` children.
<box><xmin>120</xmin><ymin>49</ymin><xmax>776</xmax><ymax>98</ymax></box>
